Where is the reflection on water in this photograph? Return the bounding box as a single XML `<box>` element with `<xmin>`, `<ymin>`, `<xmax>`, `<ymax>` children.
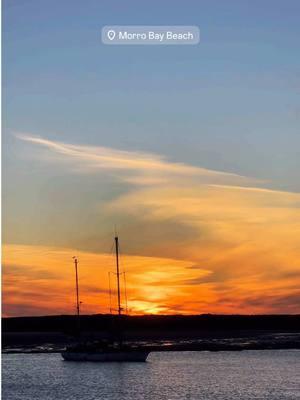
<box><xmin>2</xmin><ymin>351</ymin><xmax>300</xmax><ymax>400</ymax></box>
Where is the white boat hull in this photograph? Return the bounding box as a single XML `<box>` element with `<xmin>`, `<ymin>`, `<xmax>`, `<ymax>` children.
<box><xmin>61</xmin><ymin>350</ymin><xmax>149</xmax><ymax>362</ymax></box>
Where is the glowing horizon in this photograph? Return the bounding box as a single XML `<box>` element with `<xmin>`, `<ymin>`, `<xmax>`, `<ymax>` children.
<box><xmin>3</xmin><ymin>135</ymin><xmax>300</xmax><ymax>317</ymax></box>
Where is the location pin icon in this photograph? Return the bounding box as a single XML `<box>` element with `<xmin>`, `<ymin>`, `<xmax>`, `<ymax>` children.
<box><xmin>107</xmin><ymin>30</ymin><xmax>116</xmax><ymax>41</ymax></box>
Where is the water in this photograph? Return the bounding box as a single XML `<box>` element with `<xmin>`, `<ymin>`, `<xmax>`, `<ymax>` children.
<box><xmin>2</xmin><ymin>351</ymin><xmax>300</xmax><ymax>400</ymax></box>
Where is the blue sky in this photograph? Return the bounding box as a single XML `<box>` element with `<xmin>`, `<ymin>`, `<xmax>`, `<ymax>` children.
<box><xmin>4</xmin><ymin>0</ymin><xmax>300</xmax><ymax>187</ymax></box>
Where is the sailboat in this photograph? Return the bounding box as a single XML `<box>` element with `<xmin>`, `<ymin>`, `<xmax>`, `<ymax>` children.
<box><xmin>61</xmin><ymin>236</ymin><xmax>150</xmax><ymax>362</ymax></box>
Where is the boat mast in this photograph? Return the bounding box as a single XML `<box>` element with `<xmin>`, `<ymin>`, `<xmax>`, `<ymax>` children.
<box><xmin>73</xmin><ymin>256</ymin><xmax>80</xmax><ymax>334</ymax></box>
<box><xmin>115</xmin><ymin>236</ymin><xmax>122</xmax><ymax>315</ymax></box>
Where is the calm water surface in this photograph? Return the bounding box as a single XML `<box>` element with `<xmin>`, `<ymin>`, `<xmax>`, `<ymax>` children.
<box><xmin>2</xmin><ymin>351</ymin><xmax>300</xmax><ymax>400</ymax></box>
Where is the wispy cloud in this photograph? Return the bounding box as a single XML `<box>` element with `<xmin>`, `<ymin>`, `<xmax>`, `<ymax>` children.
<box><xmin>8</xmin><ymin>133</ymin><xmax>300</xmax><ymax>315</ymax></box>
<box><xmin>16</xmin><ymin>133</ymin><xmax>260</xmax><ymax>186</ymax></box>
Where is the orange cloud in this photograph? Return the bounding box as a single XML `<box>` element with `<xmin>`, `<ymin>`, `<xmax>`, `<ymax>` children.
<box><xmin>2</xmin><ymin>244</ymin><xmax>209</xmax><ymax>316</ymax></box>
<box><xmin>106</xmin><ymin>184</ymin><xmax>300</xmax><ymax>313</ymax></box>
<box><xmin>4</xmin><ymin>135</ymin><xmax>300</xmax><ymax>316</ymax></box>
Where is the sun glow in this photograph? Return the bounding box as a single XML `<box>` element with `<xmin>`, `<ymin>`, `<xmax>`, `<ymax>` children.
<box><xmin>3</xmin><ymin>138</ymin><xmax>300</xmax><ymax>316</ymax></box>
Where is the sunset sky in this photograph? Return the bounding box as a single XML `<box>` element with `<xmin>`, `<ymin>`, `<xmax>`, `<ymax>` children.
<box><xmin>3</xmin><ymin>0</ymin><xmax>300</xmax><ymax>316</ymax></box>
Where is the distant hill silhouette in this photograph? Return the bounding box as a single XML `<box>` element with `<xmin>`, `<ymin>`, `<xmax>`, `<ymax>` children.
<box><xmin>3</xmin><ymin>314</ymin><xmax>300</xmax><ymax>334</ymax></box>
<box><xmin>3</xmin><ymin>314</ymin><xmax>300</xmax><ymax>351</ymax></box>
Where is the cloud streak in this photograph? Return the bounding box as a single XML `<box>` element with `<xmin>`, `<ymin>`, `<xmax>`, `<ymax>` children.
<box><xmin>5</xmin><ymin>133</ymin><xmax>300</xmax><ymax>315</ymax></box>
<box><xmin>16</xmin><ymin>133</ymin><xmax>260</xmax><ymax>186</ymax></box>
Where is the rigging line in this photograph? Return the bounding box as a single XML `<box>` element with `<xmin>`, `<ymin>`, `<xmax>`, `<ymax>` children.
<box><xmin>109</xmin><ymin>242</ymin><xmax>114</xmax><ymax>257</ymax></box>
<box><xmin>108</xmin><ymin>272</ymin><xmax>112</xmax><ymax>314</ymax></box>
<box><xmin>123</xmin><ymin>271</ymin><xmax>128</xmax><ymax>315</ymax></box>
<box><xmin>118</xmin><ymin>240</ymin><xmax>124</xmax><ymax>274</ymax></box>
<box><xmin>105</xmin><ymin>241</ymin><xmax>115</xmax><ymax>315</ymax></box>
<box><xmin>117</xmin><ymin>240</ymin><xmax>128</xmax><ymax>314</ymax></box>
<box><xmin>118</xmin><ymin>241</ymin><xmax>128</xmax><ymax>314</ymax></box>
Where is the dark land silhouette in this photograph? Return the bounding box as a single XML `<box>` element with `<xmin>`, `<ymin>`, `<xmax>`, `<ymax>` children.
<box><xmin>3</xmin><ymin>314</ymin><xmax>300</xmax><ymax>353</ymax></box>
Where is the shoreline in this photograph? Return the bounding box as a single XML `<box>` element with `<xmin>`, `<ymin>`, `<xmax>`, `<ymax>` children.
<box><xmin>4</xmin><ymin>347</ymin><xmax>300</xmax><ymax>354</ymax></box>
<box><xmin>4</xmin><ymin>315</ymin><xmax>300</xmax><ymax>355</ymax></box>
<box><xmin>3</xmin><ymin>331</ymin><xmax>300</xmax><ymax>354</ymax></box>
